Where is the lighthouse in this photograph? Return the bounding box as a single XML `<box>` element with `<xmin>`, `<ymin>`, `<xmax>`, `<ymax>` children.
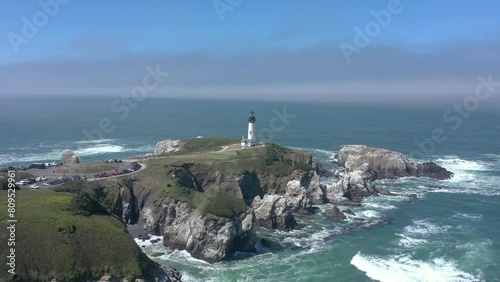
<box><xmin>241</xmin><ymin>110</ymin><xmax>257</xmax><ymax>147</ymax></box>
<box><xmin>248</xmin><ymin>110</ymin><xmax>256</xmax><ymax>142</ymax></box>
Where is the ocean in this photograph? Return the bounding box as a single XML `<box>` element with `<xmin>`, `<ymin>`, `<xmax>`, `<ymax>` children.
<box><xmin>1</xmin><ymin>95</ymin><xmax>499</xmax><ymax>281</ymax></box>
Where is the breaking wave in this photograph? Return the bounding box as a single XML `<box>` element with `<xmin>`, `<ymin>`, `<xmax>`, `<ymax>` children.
<box><xmin>350</xmin><ymin>253</ymin><xmax>480</xmax><ymax>282</ymax></box>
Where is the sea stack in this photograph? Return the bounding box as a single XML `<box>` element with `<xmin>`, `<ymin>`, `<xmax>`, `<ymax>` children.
<box><xmin>155</xmin><ymin>139</ymin><xmax>184</xmax><ymax>155</ymax></box>
<box><xmin>61</xmin><ymin>150</ymin><xmax>80</xmax><ymax>164</ymax></box>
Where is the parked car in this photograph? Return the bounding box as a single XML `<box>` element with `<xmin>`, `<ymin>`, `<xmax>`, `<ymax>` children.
<box><xmin>94</xmin><ymin>172</ymin><xmax>109</xmax><ymax>178</ymax></box>
<box><xmin>42</xmin><ymin>183</ymin><xmax>50</xmax><ymax>186</ymax></box>
<box><xmin>25</xmin><ymin>178</ymin><xmax>36</xmax><ymax>184</ymax></box>
<box><xmin>30</xmin><ymin>184</ymin><xmax>40</xmax><ymax>189</ymax></box>
<box><xmin>15</xmin><ymin>180</ymin><xmax>26</xmax><ymax>185</ymax></box>
<box><xmin>36</xmin><ymin>176</ymin><xmax>47</xmax><ymax>182</ymax></box>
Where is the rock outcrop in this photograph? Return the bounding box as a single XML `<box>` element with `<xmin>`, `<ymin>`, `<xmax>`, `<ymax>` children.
<box><xmin>337</xmin><ymin>145</ymin><xmax>453</xmax><ymax>180</ymax></box>
<box><xmin>327</xmin><ymin>145</ymin><xmax>453</xmax><ymax>202</ymax></box>
<box><xmin>60</xmin><ymin>150</ymin><xmax>79</xmax><ymax>164</ymax></box>
<box><xmin>325</xmin><ymin>206</ymin><xmax>347</xmax><ymax>220</ymax></box>
<box><xmin>155</xmin><ymin>139</ymin><xmax>185</xmax><ymax>155</ymax></box>
<box><xmin>250</xmin><ymin>171</ymin><xmax>325</xmax><ymax>230</ymax></box>
<box><xmin>141</xmin><ymin>198</ymin><xmax>257</xmax><ymax>263</ymax></box>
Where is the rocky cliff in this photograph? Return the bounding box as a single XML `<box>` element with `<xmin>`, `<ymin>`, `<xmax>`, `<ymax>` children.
<box><xmin>141</xmin><ymin>198</ymin><xmax>256</xmax><ymax>263</ymax></box>
<box><xmin>94</xmin><ymin>141</ymin><xmax>453</xmax><ymax>265</ymax></box>
<box><xmin>98</xmin><ymin>142</ymin><xmax>323</xmax><ymax>263</ymax></box>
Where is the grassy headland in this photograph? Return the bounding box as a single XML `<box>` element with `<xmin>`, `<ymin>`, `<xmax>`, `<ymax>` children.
<box><xmin>0</xmin><ymin>189</ymin><xmax>157</xmax><ymax>281</ymax></box>
<box><xmin>0</xmin><ymin>137</ymin><xmax>313</xmax><ymax>280</ymax></box>
<box><xmin>130</xmin><ymin>138</ymin><xmax>313</xmax><ymax>218</ymax></box>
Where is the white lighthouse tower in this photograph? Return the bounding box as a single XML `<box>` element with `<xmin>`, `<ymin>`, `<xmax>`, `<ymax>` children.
<box><xmin>241</xmin><ymin>110</ymin><xmax>257</xmax><ymax>147</ymax></box>
<box><xmin>248</xmin><ymin>110</ymin><xmax>256</xmax><ymax>142</ymax></box>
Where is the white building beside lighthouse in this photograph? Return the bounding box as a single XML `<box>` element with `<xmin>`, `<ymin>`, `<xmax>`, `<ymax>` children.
<box><xmin>241</xmin><ymin>110</ymin><xmax>257</xmax><ymax>147</ymax></box>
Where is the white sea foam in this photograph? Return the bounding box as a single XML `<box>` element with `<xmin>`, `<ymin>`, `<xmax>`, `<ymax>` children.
<box><xmin>164</xmin><ymin>249</ymin><xmax>210</xmax><ymax>265</ymax></box>
<box><xmin>281</xmin><ymin>228</ymin><xmax>331</xmax><ymax>251</ymax></box>
<box><xmin>436</xmin><ymin>156</ymin><xmax>490</xmax><ymax>171</ymax></box>
<box><xmin>134</xmin><ymin>235</ymin><xmax>163</xmax><ymax>248</ymax></box>
<box><xmin>364</xmin><ymin>202</ymin><xmax>397</xmax><ymax>210</ymax></box>
<box><xmin>351</xmin><ymin>253</ymin><xmax>480</xmax><ymax>282</ymax></box>
<box><xmin>404</xmin><ymin>219</ymin><xmax>451</xmax><ymax>236</ymax></box>
<box><xmin>452</xmin><ymin>213</ymin><xmax>483</xmax><ymax>221</ymax></box>
<box><xmin>361</xmin><ymin>210</ymin><xmax>381</xmax><ymax>218</ymax></box>
<box><xmin>74</xmin><ymin>138</ymin><xmax>117</xmax><ymax>144</ymax></box>
<box><xmin>396</xmin><ymin>234</ymin><xmax>428</xmax><ymax>248</ymax></box>
<box><xmin>74</xmin><ymin>145</ymin><xmax>126</xmax><ymax>155</ymax></box>
<box><xmin>424</xmin><ymin>155</ymin><xmax>500</xmax><ymax>196</ymax></box>
<box><xmin>0</xmin><ymin>152</ymin><xmax>62</xmax><ymax>165</ymax></box>
<box><xmin>435</xmin><ymin>156</ymin><xmax>492</xmax><ymax>184</ymax></box>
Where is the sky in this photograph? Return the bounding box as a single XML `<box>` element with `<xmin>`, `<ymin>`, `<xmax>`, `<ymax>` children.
<box><xmin>1</xmin><ymin>0</ymin><xmax>500</xmax><ymax>105</ymax></box>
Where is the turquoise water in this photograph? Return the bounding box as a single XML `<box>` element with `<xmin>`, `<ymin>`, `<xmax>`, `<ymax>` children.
<box><xmin>1</xmin><ymin>96</ymin><xmax>499</xmax><ymax>281</ymax></box>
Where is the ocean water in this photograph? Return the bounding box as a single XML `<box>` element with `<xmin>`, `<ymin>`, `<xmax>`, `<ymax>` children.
<box><xmin>1</xmin><ymin>95</ymin><xmax>499</xmax><ymax>281</ymax></box>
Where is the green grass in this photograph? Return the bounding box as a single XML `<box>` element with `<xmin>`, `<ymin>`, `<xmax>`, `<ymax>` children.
<box><xmin>0</xmin><ymin>189</ymin><xmax>156</xmax><ymax>281</ymax></box>
<box><xmin>160</xmin><ymin>185</ymin><xmax>247</xmax><ymax>218</ymax></box>
<box><xmin>177</xmin><ymin>137</ymin><xmax>239</xmax><ymax>154</ymax></box>
<box><xmin>161</xmin><ymin>184</ymin><xmax>196</xmax><ymax>204</ymax></box>
<box><xmin>198</xmin><ymin>190</ymin><xmax>247</xmax><ymax>218</ymax></box>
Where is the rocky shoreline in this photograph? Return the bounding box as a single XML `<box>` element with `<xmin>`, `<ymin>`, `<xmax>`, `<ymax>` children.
<box><xmin>16</xmin><ymin>138</ymin><xmax>450</xmax><ymax>281</ymax></box>
<box><xmin>112</xmin><ymin>140</ymin><xmax>453</xmax><ymax>266</ymax></box>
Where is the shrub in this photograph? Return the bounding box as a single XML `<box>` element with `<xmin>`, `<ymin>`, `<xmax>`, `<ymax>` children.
<box><xmin>0</xmin><ymin>178</ymin><xmax>19</xmax><ymax>190</ymax></box>
<box><xmin>69</xmin><ymin>192</ymin><xmax>107</xmax><ymax>216</ymax></box>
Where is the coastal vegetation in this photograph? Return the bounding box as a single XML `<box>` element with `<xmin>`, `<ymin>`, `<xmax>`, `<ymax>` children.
<box><xmin>136</xmin><ymin>141</ymin><xmax>312</xmax><ymax>218</ymax></box>
<box><xmin>0</xmin><ymin>177</ymin><xmax>19</xmax><ymax>190</ymax></box>
<box><xmin>178</xmin><ymin>137</ymin><xmax>238</xmax><ymax>153</ymax></box>
<box><xmin>0</xmin><ymin>189</ymin><xmax>160</xmax><ymax>281</ymax></box>
<box><xmin>0</xmin><ymin>137</ymin><xmax>317</xmax><ymax>279</ymax></box>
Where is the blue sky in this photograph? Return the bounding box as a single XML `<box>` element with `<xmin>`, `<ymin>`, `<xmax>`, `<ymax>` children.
<box><xmin>1</xmin><ymin>0</ymin><xmax>500</xmax><ymax>104</ymax></box>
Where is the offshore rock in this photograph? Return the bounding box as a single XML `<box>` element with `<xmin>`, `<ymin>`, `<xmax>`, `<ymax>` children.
<box><xmin>60</xmin><ymin>150</ymin><xmax>79</xmax><ymax>164</ymax></box>
<box><xmin>337</xmin><ymin>145</ymin><xmax>453</xmax><ymax>180</ymax></box>
<box><xmin>155</xmin><ymin>139</ymin><xmax>185</xmax><ymax>155</ymax></box>
<box><xmin>327</xmin><ymin>145</ymin><xmax>453</xmax><ymax>202</ymax></box>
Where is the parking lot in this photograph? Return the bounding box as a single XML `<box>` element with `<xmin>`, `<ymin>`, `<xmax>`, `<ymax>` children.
<box><xmin>6</xmin><ymin>159</ymin><xmax>144</xmax><ymax>189</ymax></box>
